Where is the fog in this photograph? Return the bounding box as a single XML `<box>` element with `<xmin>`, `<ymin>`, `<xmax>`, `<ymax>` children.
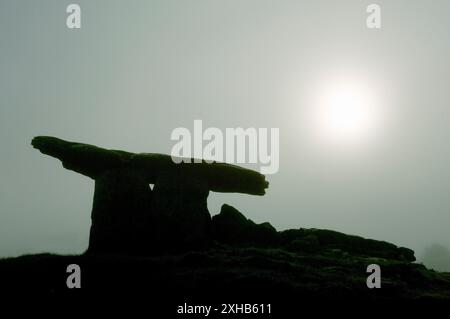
<box><xmin>1</xmin><ymin>1</ymin><xmax>450</xmax><ymax>270</ymax></box>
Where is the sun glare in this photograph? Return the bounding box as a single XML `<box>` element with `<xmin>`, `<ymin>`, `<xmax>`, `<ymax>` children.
<box><xmin>309</xmin><ymin>75</ymin><xmax>382</xmax><ymax>147</ymax></box>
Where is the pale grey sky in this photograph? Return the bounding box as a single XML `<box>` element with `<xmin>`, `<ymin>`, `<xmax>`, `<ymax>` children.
<box><xmin>1</xmin><ymin>0</ymin><xmax>450</xmax><ymax>260</ymax></box>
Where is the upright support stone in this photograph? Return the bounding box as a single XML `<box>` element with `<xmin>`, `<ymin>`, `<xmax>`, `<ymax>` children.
<box><xmin>151</xmin><ymin>172</ymin><xmax>211</xmax><ymax>251</ymax></box>
<box><xmin>88</xmin><ymin>168</ymin><xmax>153</xmax><ymax>254</ymax></box>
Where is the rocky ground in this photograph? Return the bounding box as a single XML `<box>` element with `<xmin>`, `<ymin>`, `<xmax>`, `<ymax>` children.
<box><xmin>1</xmin><ymin>204</ymin><xmax>449</xmax><ymax>303</ymax></box>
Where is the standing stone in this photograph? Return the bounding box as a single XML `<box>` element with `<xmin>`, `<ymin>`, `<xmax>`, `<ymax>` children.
<box><xmin>151</xmin><ymin>172</ymin><xmax>211</xmax><ymax>252</ymax></box>
<box><xmin>88</xmin><ymin>168</ymin><xmax>154</xmax><ymax>255</ymax></box>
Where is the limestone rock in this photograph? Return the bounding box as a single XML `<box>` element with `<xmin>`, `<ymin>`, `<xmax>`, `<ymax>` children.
<box><xmin>31</xmin><ymin>135</ymin><xmax>416</xmax><ymax>264</ymax></box>
<box><xmin>150</xmin><ymin>172</ymin><xmax>212</xmax><ymax>252</ymax></box>
<box><xmin>31</xmin><ymin>136</ymin><xmax>269</xmax><ymax>195</ymax></box>
<box><xmin>211</xmin><ymin>204</ymin><xmax>277</xmax><ymax>246</ymax></box>
<box><xmin>32</xmin><ymin>136</ymin><xmax>268</xmax><ymax>255</ymax></box>
<box><xmin>87</xmin><ymin>168</ymin><xmax>154</xmax><ymax>255</ymax></box>
<box><xmin>278</xmin><ymin>228</ymin><xmax>416</xmax><ymax>262</ymax></box>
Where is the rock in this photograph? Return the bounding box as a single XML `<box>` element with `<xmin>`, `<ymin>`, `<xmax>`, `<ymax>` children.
<box><xmin>31</xmin><ymin>136</ymin><xmax>416</xmax><ymax>263</ymax></box>
<box><xmin>87</xmin><ymin>168</ymin><xmax>154</xmax><ymax>255</ymax></box>
<box><xmin>209</xmin><ymin>205</ymin><xmax>415</xmax><ymax>262</ymax></box>
<box><xmin>150</xmin><ymin>172</ymin><xmax>211</xmax><ymax>252</ymax></box>
<box><xmin>278</xmin><ymin>228</ymin><xmax>416</xmax><ymax>262</ymax></box>
<box><xmin>31</xmin><ymin>136</ymin><xmax>269</xmax><ymax>195</ymax></box>
<box><xmin>32</xmin><ymin>136</ymin><xmax>268</xmax><ymax>255</ymax></box>
<box><xmin>211</xmin><ymin>204</ymin><xmax>277</xmax><ymax>246</ymax></box>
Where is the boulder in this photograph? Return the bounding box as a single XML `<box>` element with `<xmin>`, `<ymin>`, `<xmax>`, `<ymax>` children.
<box><xmin>211</xmin><ymin>204</ymin><xmax>277</xmax><ymax>246</ymax></box>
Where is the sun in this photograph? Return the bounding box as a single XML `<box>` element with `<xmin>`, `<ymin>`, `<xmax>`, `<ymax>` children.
<box><xmin>309</xmin><ymin>76</ymin><xmax>382</xmax><ymax>147</ymax></box>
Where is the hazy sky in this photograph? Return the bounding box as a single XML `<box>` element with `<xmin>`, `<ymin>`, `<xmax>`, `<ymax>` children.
<box><xmin>1</xmin><ymin>0</ymin><xmax>450</xmax><ymax>259</ymax></box>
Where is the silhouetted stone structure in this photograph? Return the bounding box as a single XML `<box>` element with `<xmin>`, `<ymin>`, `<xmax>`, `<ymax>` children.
<box><xmin>31</xmin><ymin>136</ymin><xmax>416</xmax><ymax>263</ymax></box>
<box><xmin>32</xmin><ymin>136</ymin><xmax>269</xmax><ymax>254</ymax></box>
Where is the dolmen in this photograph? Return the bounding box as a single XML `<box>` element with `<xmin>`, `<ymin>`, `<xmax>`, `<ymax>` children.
<box><xmin>32</xmin><ymin>136</ymin><xmax>269</xmax><ymax>255</ymax></box>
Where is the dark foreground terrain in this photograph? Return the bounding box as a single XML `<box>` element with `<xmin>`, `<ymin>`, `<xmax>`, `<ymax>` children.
<box><xmin>1</xmin><ymin>205</ymin><xmax>449</xmax><ymax>316</ymax></box>
<box><xmin>1</xmin><ymin>244</ymin><xmax>449</xmax><ymax>299</ymax></box>
<box><xmin>2</xmin><ymin>207</ymin><xmax>450</xmax><ymax>300</ymax></box>
<box><xmin>1</xmin><ymin>247</ymin><xmax>450</xmax><ymax>316</ymax></box>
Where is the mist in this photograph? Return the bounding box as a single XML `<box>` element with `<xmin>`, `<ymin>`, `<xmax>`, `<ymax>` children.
<box><xmin>1</xmin><ymin>0</ymin><xmax>450</xmax><ymax>266</ymax></box>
